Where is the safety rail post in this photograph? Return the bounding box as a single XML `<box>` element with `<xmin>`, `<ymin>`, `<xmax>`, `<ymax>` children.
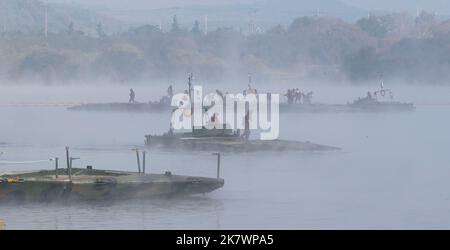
<box><xmin>134</xmin><ymin>149</ymin><xmax>141</xmax><ymax>174</ymax></box>
<box><xmin>55</xmin><ymin>157</ymin><xmax>59</xmax><ymax>179</ymax></box>
<box><xmin>212</xmin><ymin>152</ymin><xmax>221</xmax><ymax>179</ymax></box>
<box><xmin>142</xmin><ymin>151</ymin><xmax>146</xmax><ymax>174</ymax></box>
<box><xmin>65</xmin><ymin>146</ymin><xmax>70</xmax><ymax>174</ymax></box>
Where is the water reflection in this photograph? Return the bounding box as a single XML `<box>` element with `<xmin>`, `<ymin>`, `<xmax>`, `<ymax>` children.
<box><xmin>0</xmin><ymin>196</ymin><xmax>224</xmax><ymax>230</ymax></box>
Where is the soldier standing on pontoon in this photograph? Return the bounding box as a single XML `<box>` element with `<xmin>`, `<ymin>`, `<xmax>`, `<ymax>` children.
<box><xmin>243</xmin><ymin>111</ymin><xmax>251</xmax><ymax>141</ymax></box>
<box><xmin>167</xmin><ymin>85</ymin><xmax>174</xmax><ymax>98</ymax></box>
<box><xmin>129</xmin><ymin>88</ymin><xmax>136</xmax><ymax>103</ymax></box>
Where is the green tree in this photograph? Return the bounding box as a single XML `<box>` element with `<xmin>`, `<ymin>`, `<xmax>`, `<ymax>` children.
<box><xmin>342</xmin><ymin>46</ymin><xmax>381</xmax><ymax>81</ymax></box>
<box><xmin>94</xmin><ymin>44</ymin><xmax>145</xmax><ymax>82</ymax></box>
<box><xmin>357</xmin><ymin>17</ymin><xmax>387</xmax><ymax>38</ymax></box>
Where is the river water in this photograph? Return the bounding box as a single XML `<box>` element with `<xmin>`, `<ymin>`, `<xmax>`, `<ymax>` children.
<box><xmin>0</xmin><ymin>84</ymin><xmax>450</xmax><ymax>229</ymax></box>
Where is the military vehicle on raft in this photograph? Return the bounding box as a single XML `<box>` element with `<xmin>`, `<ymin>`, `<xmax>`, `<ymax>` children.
<box><xmin>0</xmin><ymin>148</ymin><xmax>224</xmax><ymax>202</ymax></box>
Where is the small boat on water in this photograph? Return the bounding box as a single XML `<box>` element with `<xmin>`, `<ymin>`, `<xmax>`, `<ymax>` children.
<box><xmin>281</xmin><ymin>83</ymin><xmax>415</xmax><ymax>113</ymax></box>
<box><xmin>347</xmin><ymin>94</ymin><xmax>415</xmax><ymax>112</ymax></box>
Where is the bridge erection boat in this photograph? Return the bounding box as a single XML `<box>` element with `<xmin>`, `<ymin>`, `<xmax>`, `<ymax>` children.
<box><xmin>280</xmin><ymin>83</ymin><xmax>415</xmax><ymax>113</ymax></box>
<box><xmin>145</xmin><ymin>127</ymin><xmax>340</xmax><ymax>153</ymax></box>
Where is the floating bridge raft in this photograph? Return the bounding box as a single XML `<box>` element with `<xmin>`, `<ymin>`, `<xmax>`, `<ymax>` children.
<box><xmin>0</xmin><ymin>168</ymin><xmax>224</xmax><ymax>202</ymax></box>
<box><xmin>68</xmin><ymin>102</ymin><xmax>171</xmax><ymax>113</ymax></box>
<box><xmin>68</xmin><ymin>98</ymin><xmax>415</xmax><ymax>114</ymax></box>
<box><xmin>280</xmin><ymin>101</ymin><xmax>415</xmax><ymax>113</ymax></box>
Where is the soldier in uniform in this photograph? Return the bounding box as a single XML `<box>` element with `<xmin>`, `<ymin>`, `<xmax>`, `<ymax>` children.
<box><xmin>243</xmin><ymin>111</ymin><xmax>251</xmax><ymax>141</ymax></box>
<box><xmin>167</xmin><ymin>85</ymin><xmax>174</xmax><ymax>98</ymax></box>
<box><xmin>129</xmin><ymin>88</ymin><xmax>136</xmax><ymax>103</ymax></box>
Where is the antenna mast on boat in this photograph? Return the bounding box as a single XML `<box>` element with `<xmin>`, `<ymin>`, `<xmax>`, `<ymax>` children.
<box><xmin>188</xmin><ymin>73</ymin><xmax>193</xmax><ymax>101</ymax></box>
<box><xmin>188</xmin><ymin>73</ymin><xmax>195</xmax><ymax>133</ymax></box>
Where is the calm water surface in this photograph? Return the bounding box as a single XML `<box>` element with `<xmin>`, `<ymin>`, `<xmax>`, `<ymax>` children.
<box><xmin>0</xmin><ymin>85</ymin><xmax>450</xmax><ymax>229</ymax></box>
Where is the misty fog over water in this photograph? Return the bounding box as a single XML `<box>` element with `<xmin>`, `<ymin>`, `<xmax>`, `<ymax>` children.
<box><xmin>2</xmin><ymin>0</ymin><xmax>450</xmax><ymax>232</ymax></box>
<box><xmin>1</xmin><ymin>84</ymin><xmax>450</xmax><ymax>229</ymax></box>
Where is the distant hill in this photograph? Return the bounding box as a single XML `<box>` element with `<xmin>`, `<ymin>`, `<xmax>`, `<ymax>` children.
<box><xmin>252</xmin><ymin>0</ymin><xmax>365</xmax><ymax>24</ymax></box>
<box><xmin>0</xmin><ymin>0</ymin><xmax>124</xmax><ymax>35</ymax></box>
<box><xmin>341</xmin><ymin>0</ymin><xmax>449</xmax><ymax>14</ymax></box>
<box><xmin>42</xmin><ymin>0</ymin><xmax>450</xmax><ymax>30</ymax></box>
<box><xmin>71</xmin><ymin>0</ymin><xmax>367</xmax><ymax>32</ymax></box>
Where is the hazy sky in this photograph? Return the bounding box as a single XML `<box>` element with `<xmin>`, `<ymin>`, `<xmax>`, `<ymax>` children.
<box><xmin>46</xmin><ymin>0</ymin><xmax>448</xmax><ymax>9</ymax></box>
<box><xmin>47</xmin><ymin>0</ymin><xmax>256</xmax><ymax>9</ymax></box>
<box><xmin>341</xmin><ymin>0</ymin><xmax>450</xmax><ymax>13</ymax></box>
<box><xmin>46</xmin><ymin>0</ymin><xmax>450</xmax><ymax>15</ymax></box>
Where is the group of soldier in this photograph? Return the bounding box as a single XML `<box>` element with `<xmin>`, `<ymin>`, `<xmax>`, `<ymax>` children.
<box><xmin>285</xmin><ymin>88</ymin><xmax>313</xmax><ymax>105</ymax></box>
<box><xmin>130</xmin><ymin>85</ymin><xmax>313</xmax><ymax>106</ymax></box>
